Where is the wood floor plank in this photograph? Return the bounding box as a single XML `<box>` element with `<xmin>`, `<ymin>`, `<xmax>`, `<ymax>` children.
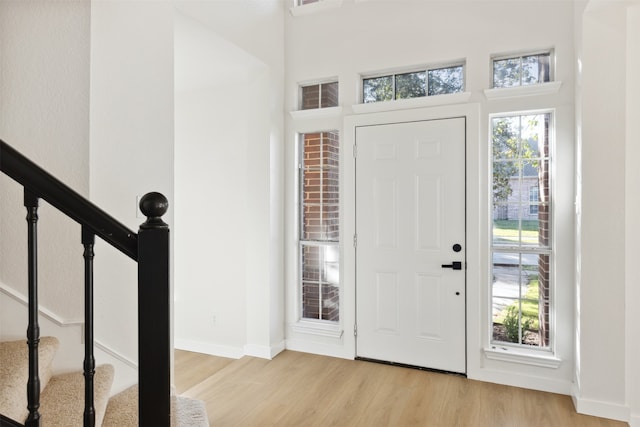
<box><xmin>174</xmin><ymin>350</ymin><xmax>628</xmax><ymax>427</ymax></box>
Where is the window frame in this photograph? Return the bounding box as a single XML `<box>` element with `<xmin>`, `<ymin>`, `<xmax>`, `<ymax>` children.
<box><xmin>491</xmin><ymin>49</ymin><xmax>554</xmax><ymax>89</ymax></box>
<box><xmin>489</xmin><ymin>110</ymin><xmax>555</xmax><ymax>354</ymax></box>
<box><xmin>299</xmin><ymin>80</ymin><xmax>339</xmax><ymax>111</ymax></box>
<box><xmin>361</xmin><ymin>62</ymin><xmax>465</xmax><ymax>104</ymax></box>
<box><xmin>297</xmin><ymin>131</ymin><xmax>341</xmax><ymax>324</ymax></box>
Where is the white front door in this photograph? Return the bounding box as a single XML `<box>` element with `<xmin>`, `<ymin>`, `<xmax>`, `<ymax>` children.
<box><xmin>355</xmin><ymin>117</ymin><xmax>466</xmax><ymax>374</ymax></box>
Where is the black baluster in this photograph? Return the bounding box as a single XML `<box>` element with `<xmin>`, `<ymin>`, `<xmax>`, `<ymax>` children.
<box><xmin>138</xmin><ymin>192</ymin><xmax>170</xmax><ymax>427</ymax></box>
<box><xmin>24</xmin><ymin>189</ymin><xmax>41</xmax><ymax>427</ymax></box>
<box><xmin>82</xmin><ymin>226</ymin><xmax>96</xmax><ymax>427</ymax></box>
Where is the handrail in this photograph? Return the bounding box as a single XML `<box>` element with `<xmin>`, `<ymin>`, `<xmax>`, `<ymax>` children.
<box><xmin>0</xmin><ymin>140</ymin><xmax>137</xmax><ymax>261</ymax></box>
<box><xmin>0</xmin><ymin>139</ymin><xmax>171</xmax><ymax>426</ymax></box>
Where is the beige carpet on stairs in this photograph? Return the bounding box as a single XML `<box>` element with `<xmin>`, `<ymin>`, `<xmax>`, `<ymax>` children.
<box><xmin>39</xmin><ymin>364</ymin><xmax>114</xmax><ymax>427</ymax></box>
<box><xmin>103</xmin><ymin>384</ymin><xmax>209</xmax><ymax>427</ymax></box>
<box><xmin>0</xmin><ymin>336</ymin><xmax>59</xmax><ymax>423</ymax></box>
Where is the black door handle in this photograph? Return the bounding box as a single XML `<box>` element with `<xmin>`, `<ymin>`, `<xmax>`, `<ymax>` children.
<box><xmin>442</xmin><ymin>261</ymin><xmax>462</xmax><ymax>270</ymax></box>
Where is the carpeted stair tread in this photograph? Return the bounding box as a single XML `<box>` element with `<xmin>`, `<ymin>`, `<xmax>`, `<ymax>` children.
<box><xmin>0</xmin><ymin>336</ymin><xmax>59</xmax><ymax>423</ymax></box>
<box><xmin>39</xmin><ymin>364</ymin><xmax>114</xmax><ymax>427</ymax></box>
<box><xmin>103</xmin><ymin>384</ymin><xmax>209</xmax><ymax>427</ymax></box>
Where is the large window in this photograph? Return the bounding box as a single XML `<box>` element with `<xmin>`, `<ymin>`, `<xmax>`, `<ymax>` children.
<box><xmin>363</xmin><ymin>64</ymin><xmax>464</xmax><ymax>103</ymax></box>
<box><xmin>299</xmin><ymin>131</ymin><xmax>340</xmax><ymax>322</ymax></box>
<box><xmin>491</xmin><ymin>113</ymin><xmax>551</xmax><ymax>349</ymax></box>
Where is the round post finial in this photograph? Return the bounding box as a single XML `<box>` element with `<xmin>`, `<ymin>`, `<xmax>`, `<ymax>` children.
<box><xmin>139</xmin><ymin>192</ymin><xmax>169</xmax><ymax>229</ymax></box>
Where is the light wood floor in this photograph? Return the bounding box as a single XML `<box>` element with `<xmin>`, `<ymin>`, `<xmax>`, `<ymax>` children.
<box><xmin>175</xmin><ymin>349</ymin><xmax>627</xmax><ymax>427</ymax></box>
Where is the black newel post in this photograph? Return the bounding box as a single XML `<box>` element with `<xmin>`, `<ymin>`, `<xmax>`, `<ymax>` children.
<box><xmin>137</xmin><ymin>192</ymin><xmax>170</xmax><ymax>427</ymax></box>
<box><xmin>24</xmin><ymin>189</ymin><xmax>41</xmax><ymax>427</ymax></box>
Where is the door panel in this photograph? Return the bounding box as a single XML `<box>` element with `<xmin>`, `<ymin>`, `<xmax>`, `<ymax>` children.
<box><xmin>356</xmin><ymin>118</ymin><xmax>466</xmax><ymax>373</ymax></box>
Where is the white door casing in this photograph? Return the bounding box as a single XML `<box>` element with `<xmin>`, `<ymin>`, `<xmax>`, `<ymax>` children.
<box><xmin>355</xmin><ymin>117</ymin><xmax>466</xmax><ymax>373</ymax></box>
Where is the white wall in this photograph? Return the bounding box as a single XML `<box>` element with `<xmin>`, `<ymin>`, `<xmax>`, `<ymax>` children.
<box><xmin>0</xmin><ymin>0</ymin><xmax>90</xmax><ymax>324</ymax></box>
<box><xmin>625</xmin><ymin>3</ymin><xmax>640</xmax><ymax>427</ymax></box>
<box><xmin>576</xmin><ymin>1</ymin><xmax>630</xmax><ymax>422</ymax></box>
<box><xmin>626</xmin><ymin>4</ymin><xmax>640</xmax><ymax>426</ymax></box>
<box><xmin>173</xmin><ymin>2</ymin><xmax>285</xmax><ymax>359</ymax></box>
<box><xmin>285</xmin><ymin>0</ymin><xmax>577</xmax><ymax>395</ymax></box>
<box><xmin>625</xmin><ymin>2</ymin><xmax>640</xmax><ymax>427</ymax></box>
<box><xmin>89</xmin><ymin>1</ymin><xmax>175</xmax><ymax>386</ymax></box>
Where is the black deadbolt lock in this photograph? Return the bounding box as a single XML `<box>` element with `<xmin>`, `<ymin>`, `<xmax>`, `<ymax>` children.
<box><xmin>453</xmin><ymin>244</ymin><xmax>462</xmax><ymax>253</ymax></box>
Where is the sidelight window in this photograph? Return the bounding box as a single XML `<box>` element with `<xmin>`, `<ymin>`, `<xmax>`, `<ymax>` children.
<box><xmin>299</xmin><ymin>131</ymin><xmax>340</xmax><ymax>322</ymax></box>
<box><xmin>491</xmin><ymin>112</ymin><xmax>552</xmax><ymax>349</ymax></box>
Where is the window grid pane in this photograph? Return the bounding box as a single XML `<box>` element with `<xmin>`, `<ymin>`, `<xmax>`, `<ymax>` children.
<box><xmin>491</xmin><ymin>113</ymin><xmax>551</xmax><ymax>349</ymax></box>
<box><xmin>301</xmin><ymin>81</ymin><xmax>338</xmax><ymax>110</ymax></box>
<box><xmin>395</xmin><ymin>71</ymin><xmax>426</xmax><ymax>100</ymax></box>
<box><xmin>428</xmin><ymin>65</ymin><xmax>464</xmax><ymax>96</ymax></box>
<box><xmin>363</xmin><ymin>76</ymin><xmax>393</xmax><ymax>103</ymax></box>
<box><xmin>301</xmin><ymin>243</ymin><xmax>340</xmax><ymax>321</ymax></box>
<box><xmin>493</xmin><ymin>52</ymin><xmax>552</xmax><ymax>88</ymax></box>
<box><xmin>320</xmin><ymin>82</ymin><xmax>339</xmax><ymax>108</ymax></box>
<box><xmin>300</xmin><ymin>131</ymin><xmax>340</xmax><ymax>322</ymax></box>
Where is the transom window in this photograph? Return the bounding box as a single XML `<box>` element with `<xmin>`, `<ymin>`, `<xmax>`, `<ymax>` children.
<box><xmin>491</xmin><ymin>112</ymin><xmax>552</xmax><ymax>349</ymax></box>
<box><xmin>300</xmin><ymin>81</ymin><xmax>338</xmax><ymax>110</ymax></box>
<box><xmin>362</xmin><ymin>64</ymin><xmax>464</xmax><ymax>103</ymax></box>
<box><xmin>492</xmin><ymin>51</ymin><xmax>552</xmax><ymax>88</ymax></box>
<box><xmin>299</xmin><ymin>131</ymin><xmax>340</xmax><ymax>322</ymax></box>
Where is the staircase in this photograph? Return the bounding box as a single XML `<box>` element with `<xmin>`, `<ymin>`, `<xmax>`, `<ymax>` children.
<box><xmin>0</xmin><ymin>337</ymin><xmax>209</xmax><ymax>427</ymax></box>
<box><xmin>0</xmin><ymin>139</ymin><xmax>194</xmax><ymax>426</ymax></box>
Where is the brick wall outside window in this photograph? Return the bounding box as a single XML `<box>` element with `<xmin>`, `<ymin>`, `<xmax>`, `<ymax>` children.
<box><xmin>301</xmin><ymin>82</ymin><xmax>338</xmax><ymax>110</ymax></box>
<box><xmin>300</xmin><ymin>131</ymin><xmax>340</xmax><ymax>322</ymax></box>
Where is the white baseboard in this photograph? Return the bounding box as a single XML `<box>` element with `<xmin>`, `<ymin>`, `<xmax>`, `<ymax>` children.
<box><xmin>244</xmin><ymin>341</ymin><xmax>285</xmax><ymax>360</ymax></box>
<box><xmin>572</xmin><ymin>395</ymin><xmax>630</xmax><ymax>423</ymax></box>
<box><xmin>174</xmin><ymin>338</ymin><xmax>244</xmax><ymax>359</ymax></box>
<box><xmin>630</xmin><ymin>414</ymin><xmax>640</xmax><ymax>427</ymax></box>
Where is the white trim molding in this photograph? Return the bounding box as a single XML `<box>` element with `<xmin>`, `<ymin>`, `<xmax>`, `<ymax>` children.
<box><xmin>244</xmin><ymin>341</ymin><xmax>286</xmax><ymax>360</ymax></box>
<box><xmin>290</xmin><ymin>106</ymin><xmax>343</xmax><ymax>120</ymax></box>
<box><xmin>291</xmin><ymin>320</ymin><xmax>343</xmax><ymax>338</ymax></box>
<box><xmin>0</xmin><ymin>281</ymin><xmax>83</xmax><ymax>326</ymax></box>
<box><xmin>483</xmin><ymin>346</ymin><xmax>562</xmax><ymax>369</ymax></box>
<box><xmin>351</xmin><ymin>92</ymin><xmax>472</xmax><ymax>114</ymax></box>
<box><xmin>572</xmin><ymin>395</ymin><xmax>630</xmax><ymax>423</ymax></box>
<box><xmin>484</xmin><ymin>81</ymin><xmax>562</xmax><ymax>100</ymax></box>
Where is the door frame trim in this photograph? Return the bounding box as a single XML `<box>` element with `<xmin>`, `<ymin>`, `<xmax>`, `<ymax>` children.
<box><xmin>342</xmin><ymin>104</ymin><xmax>482</xmax><ymax>376</ymax></box>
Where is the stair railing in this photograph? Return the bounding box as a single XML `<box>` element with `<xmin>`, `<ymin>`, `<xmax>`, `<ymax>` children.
<box><xmin>0</xmin><ymin>140</ymin><xmax>170</xmax><ymax>427</ymax></box>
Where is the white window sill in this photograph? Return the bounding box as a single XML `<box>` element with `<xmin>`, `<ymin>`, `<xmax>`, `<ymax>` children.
<box><xmin>351</xmin><ymin>91</ymin><xmax>472</xmax><ymax>114</ymax></box>
<box><xmin>484</xmin><ymin>346</ymin><xmax>562</xmax><ymax>369</ymax></box>
<box><xmin>289</xmin><ymin>106</ymin><xmax>343</xmax><ymax>120</ymax></box>
<box><xmin>483</xmin><ymin>81</ymin><xmax>562</xmax><ymax>100</ymax></box>
<box><xmin>292</xmin><ymin>320</ymin><xmax>343</xmax><ymax>338</ymax></box>
<box><xmin>290</xmin><ymin>0</ymin><xmax>343</xmax><ymax>17</ymax></box>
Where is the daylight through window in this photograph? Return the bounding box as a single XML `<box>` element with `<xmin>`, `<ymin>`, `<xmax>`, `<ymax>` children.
<box><xmin>491</xmin><ymin>112</ymin><xmax>552</xmax><ymax>349</ymax></box>
<box><xmin>363</xmin><ymin>64</ymin><xmax>464</xmax><ymax>103</ymax></box>
<box><xmin>492</xmin><ymin>52</ymin><xmax>552</xmax><ymax>88</ymax></box>
<box><xmin>299</xmin><ymin>131</ymin><xmax>340</xmax><ymax>322</ymax></box>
